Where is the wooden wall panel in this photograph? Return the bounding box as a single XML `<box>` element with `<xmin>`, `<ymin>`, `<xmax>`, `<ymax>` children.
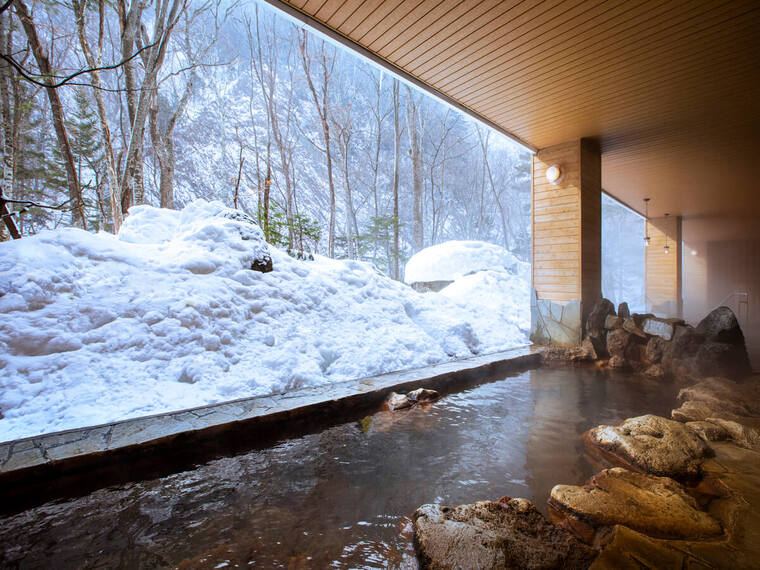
<box><xmin>645</xmin><ymin>215</ymin><xmax>682</xmax><ymax>317</ymax></box>
<box><xmin>532</xmin><ymin>141</ymin><xmax>581</xmax><ymax>303</ymax></box>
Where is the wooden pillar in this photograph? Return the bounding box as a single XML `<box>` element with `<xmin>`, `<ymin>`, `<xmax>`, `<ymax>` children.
<box><xmin>645</xmin><ymin>215</ymin><xmax>682</xmax><ymax>317</ymax></box>
<box><xmin>531</xmin><ymin>138</ymin><xmax>601</xmax><ymax>346</ymax></box>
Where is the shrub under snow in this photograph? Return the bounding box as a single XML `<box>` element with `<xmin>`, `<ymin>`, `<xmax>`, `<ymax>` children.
<box><xmin>0</xmin><ymin>202</ymin><xmax>528</xmax><ymax>441</ymax></box>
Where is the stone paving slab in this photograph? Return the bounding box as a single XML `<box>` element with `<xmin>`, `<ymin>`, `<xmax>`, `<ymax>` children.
<box><xmin>0</xmin><ymin>347</ymin><xmax>539</xmax><ymax>476</ymax></box>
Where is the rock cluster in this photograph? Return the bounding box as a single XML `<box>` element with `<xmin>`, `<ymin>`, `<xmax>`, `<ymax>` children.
<box><xmin>579</xmin><ymin>300</ymin><xmax>752</xmax><ymax>381</ymax></box>
<box><xmin>413</xmin><ymin>498</ymin><xmax>595</xmax><ymax>569</ymax></box>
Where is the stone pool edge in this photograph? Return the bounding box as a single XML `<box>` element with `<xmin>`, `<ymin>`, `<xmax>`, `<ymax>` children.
<box><xmin>0</xmin><ymin>347</ymin><xmax>540</xmax><ymax>478</ymax></box>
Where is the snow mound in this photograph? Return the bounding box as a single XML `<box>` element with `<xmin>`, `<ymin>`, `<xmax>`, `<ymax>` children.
<box><xmin>0</xmin><ymin>202</ymin><xmax>528</xmax><ymax>441</ymax></box>
<box><xmin>404</xmin><ymin>240</ymin><xmax>521</xmax><ymax>284</ymax></box>
<box><xmin>440</xmin><ymin>270</ymin><xmax>530</xmax><ymax>353</ymax></box>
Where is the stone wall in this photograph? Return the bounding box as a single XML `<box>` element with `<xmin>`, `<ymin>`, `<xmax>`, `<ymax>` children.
<box><xmin>530</xmin><ymin>289</ymin><xmax>582</xmax><ymax>346</ymax></box>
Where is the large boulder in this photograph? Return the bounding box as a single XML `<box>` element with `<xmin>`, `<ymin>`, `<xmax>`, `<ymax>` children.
<box><xmin>584</xmin><ymin>414</ymin><xmax>712</xmax><ymax>478</ymax></box>
<box><xmin>696</xmin><ymin>306</ymin><xmax>746</xmax><ymax>344</ymax></box>
<box><xmin>662</xmin><ymin>308</ymin><xmax>751</xmax><ymax>381</ymax></box>
<box><xmin>549</xmin><ymin>468</ymin><xmax>722</xmax><ymax>540</ymax></box>
<box><xmin>413</xmin><ymin>498</ymin><xmax>596</xmax><ymax>569</ymax></box>
<box><xmin>585</xmin><ymin>298</ymin><xmax>616</xmax><ymax>357</ymax></box>
<box><xmin>661</xmin><ymin>325</ymin><xmax>705</xmax><ymax>378</ymax></box>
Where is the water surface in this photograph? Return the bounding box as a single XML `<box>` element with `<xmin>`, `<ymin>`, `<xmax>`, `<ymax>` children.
<box><xmin>0</xmin><ymin>367</ymin><xmax>682</xmax><ymax>568</ymax></box>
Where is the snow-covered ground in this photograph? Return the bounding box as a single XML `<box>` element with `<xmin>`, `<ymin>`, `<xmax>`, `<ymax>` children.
<box><xmin>0</xmin><ymin>202</ymin><xmax>529</xmax><ymax>441</ymax></box>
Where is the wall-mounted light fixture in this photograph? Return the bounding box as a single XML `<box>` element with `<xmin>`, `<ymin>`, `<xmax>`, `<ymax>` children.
<box><xmin>545</xmin><ymin>165</ymin><xmax>562</xmax><ymax>185</ymax></box>
<box><xmin>643</xmin><ymin>198</ymin><xmax>651</xmax><ymax>247</ymax></box>
<box><xmin>663</xmin><ymin>213</ymin><xmax>670</xmax><ymax>254</ymax></box>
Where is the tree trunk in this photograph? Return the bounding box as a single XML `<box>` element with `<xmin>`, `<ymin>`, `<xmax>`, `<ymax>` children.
<box><xmin>73</xmin><ymin>0</ymin><xmax>121</xmax><ymax>230</ymax></box>
<box><xmin>392</xmin><ymin>79</ymin><xmax>401</xmax><ymax>280</ymax></box>
<box><xmin>13</xmin><ymin>0</ymin><xmax>86</xmax><ymax>229</ymax></box>
<box><xmin>405</xmin><ymin>86</ymin><xmax>424</xmax><ymax>252</ymax></box>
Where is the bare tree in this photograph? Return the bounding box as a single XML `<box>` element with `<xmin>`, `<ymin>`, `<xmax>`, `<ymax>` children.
<box><xmin>149</xmin><ymin>1</ymin><xmax>231</xmax><ymax>209</ymax></box>
<box><xmin>477</xmin><ymin>125</ymin><xmax>511</xmax><ymax>249</ymax></box>
<box><xmin>405</xmin><ymin>85</ymin><xmax>424</xmax><ymax>252</ymax></box>
<box><xmin>299</xmin><ymin>30</ymin><xmax>336</xmax><ymax>257</ymax></box>
<box><xmin>72</xmin><ymin>0</ymin><xmax>122</xmax><ymax>229</ymax></box>
<box><xmin>391</xmin><ymin>78</ymin><xmax>401</xmax><ymax>279</ymax></box>
<box><xmin>119</xmin><ymin>0</ymin><xmax>186</xmax><ymax>214</ymax></box>
<box><xmin>12</xmin><ymin>0</ymin><xmax>86</xmax><ymax>228</ymax></box>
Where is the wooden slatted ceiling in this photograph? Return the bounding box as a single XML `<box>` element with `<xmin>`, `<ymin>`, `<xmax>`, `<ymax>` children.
<box><xmin>268</xmin><ymin>0</ymin><xmax>760</xmax><ymax>218</ymax></box>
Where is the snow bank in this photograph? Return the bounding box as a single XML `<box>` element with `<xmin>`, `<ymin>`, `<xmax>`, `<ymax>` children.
<box><xmin>0</xmin><ymin>202</ymin><xmax>528</xmax><ymax>441</ymax></box>
<box><xmin>404</xmin><ymin>240</ymin><xmax>523</xmax><ymax>284</ymax></box>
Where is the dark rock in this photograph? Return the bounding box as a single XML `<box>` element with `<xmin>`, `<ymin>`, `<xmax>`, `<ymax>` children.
<box><xmin>250</xmin><ymin>256</ymin><xmax>273</xmax><ymax>273</ymax></box>
<box><xmin>606</xmin><ymin>329</ymin><xmax>635</xmax><ymax>368</ymax></box>
<box><xmin>645</xmin><ymin>336</ymin><xmax>666</xmax><ymax>364</ymax></box>
<box><xmin>695</xmin><ymin>340</ymin><xmax>752</xmax><ymax>381</ymax></box>
<box><xmin>696</xmin><ymin>306</ymin><xmax>745</xmax><ymax>344</ymax></box>
<box><xmin>661</xmin><ymin>325</ymin><xmax>705</xmax><ymax>379</ymax></box>
<box><xmin>549</xmin><ymin>468</ymin><xmax>721</xmax><ymax>540</ymax></box>
<box><xmin>622</xmin><ymin>317</ymin><xmax>647</xmax><ymax>338</ymax></box>
<box><xmin>413</xmin><ymin>498</ymin><xmax>596</xmax><ymax>569</ymax></box>
<box><xmin>617</xmin><ymin>302</ymin><xmax>630</xmax><ymax>319</ymax></box>
<box><xmin>604</xmin><ymin>315</ymin><xmax>623</xmax><ymax>330</ymax></box>
<box><xmin>624</xmin><ymin>341</ymin><xmax>648</xmax><ymax>372</ymax></box>
<box><xmin>585</xmin><ymin>298</ymin><xmax>616</xmax><ymax>357</ymax></box>
<box><xmin>584</xmin><ymin>414</ymin><xmax>712</xmax><ymax>479</ymax></box>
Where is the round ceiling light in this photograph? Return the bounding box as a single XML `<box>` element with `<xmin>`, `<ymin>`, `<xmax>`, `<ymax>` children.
<box><xmin>545</xmin><ymin>165</ymin><xmax>562</xmax><ymax>185</ymax></box>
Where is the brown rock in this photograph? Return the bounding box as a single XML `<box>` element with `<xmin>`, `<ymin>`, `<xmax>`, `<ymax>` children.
<box><xmin>685</xmin><ymin>420</ymin><xmax>731</xmax><ymax>443</ymax></box>
<box><xmin>407</xmin><ymin>388</ymin><xmax>439</xmax><ymax>404</ymax></box>
<box><xmin>622</xmin><ymin>317</ymin><xmax>647</xmax><ymax>339</ymax></box>
<box><xmin>645</xmin><ymin>336</ymin><xmax>666</xmax><ymax>364</ymax></box>
<box><xmin>644</xmin><ymin>364</ymin><xmax>664</xmax><ymax>378</ymax></box>
<box><xmin>413</xmin><ymin>499</ymin><xmax>596</xmax><ymax>570</ymax></box>
<box><xmin>617</xmin><ymin>302</ymin><xmax>630</xmax><ymax>319</ymax></box>
<box><xmin>606</xmin><ymin>329</ymin><xmax>632</xmax><ymax>360</ymax></box>
<box><xmin>387</xmin><ymin>392</ymin><xmax>412</xmax><ymax>411</ymax></box>
<box><xmin>604</xmin><ymin>315</ymin><xmax>622</xmax><ymax>330</ymax></box>
<box><xmin>549</xmin><ymin>468</ymin><xmax>722</xmax><ymax>540</ymax></box>
<box><xmin>586</xmin><ymin>298</ymin><xmax>616</xmax><ymax>357</ymax></box>
<box><xmin>608</xmin><ymin>355</ymin><xmax>627</xmax><ymax>369</ymax></box>
<box><xmin>585</xmin><ymin>414</ymin><xmax>712</xmax><ymax>478</ymax></box>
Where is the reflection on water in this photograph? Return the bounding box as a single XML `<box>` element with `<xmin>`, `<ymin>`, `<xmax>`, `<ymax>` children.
<box><xmin>0</xmin><ymin>367</ymin><xmax>681</xmax><ymax>569</ymax></box>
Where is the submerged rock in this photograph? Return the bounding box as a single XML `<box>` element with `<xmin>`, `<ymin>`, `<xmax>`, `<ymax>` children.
<box><xmin>386</xmin><ymin>388</ymin><xmax>440</xmax><ymax>411</ymax></box>
<box><xmin>413</xmin><ymin>498</ymin><xmax>596</xmax><ymax>570</ymax></box>
<box><xmin>585</xmin><ymin>414</ymin><xmax>712</xmax><ymax>478</ymax></box>
<box><xmin>549</xmin><ymin>468</ymin><xmax>722</xmax><ymax>540</ymax></box>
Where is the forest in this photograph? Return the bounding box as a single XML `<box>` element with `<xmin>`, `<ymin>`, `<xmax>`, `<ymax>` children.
<box><xmin>0</xmin><ymin>0</ymin><xmax>533</xmax><ymax>278</ymax></box>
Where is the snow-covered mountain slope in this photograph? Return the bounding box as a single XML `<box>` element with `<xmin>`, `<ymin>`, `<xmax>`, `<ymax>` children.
<box><xmin>0</xmin><ymin>202</ymin><xmax>529</xmax><ymax>441</ymax></box>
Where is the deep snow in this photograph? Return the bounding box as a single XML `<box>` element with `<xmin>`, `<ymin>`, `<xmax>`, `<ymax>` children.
<box><xmin>0</xmin><ymin>202</ymin><xmax>529</xmax><ymax>441</ymax></box>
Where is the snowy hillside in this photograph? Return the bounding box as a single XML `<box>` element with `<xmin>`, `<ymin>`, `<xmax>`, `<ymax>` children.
<box><xmin>0</xmin><ymin>202</ymin><xmax>529</xmax><ymax>441</ymax></box>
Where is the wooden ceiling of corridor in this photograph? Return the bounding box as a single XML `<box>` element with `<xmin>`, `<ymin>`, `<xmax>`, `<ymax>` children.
<box><xmin>271</xmin><ymin>0</ymin><xmax>760</xmax><ymax>218</ymax></box>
